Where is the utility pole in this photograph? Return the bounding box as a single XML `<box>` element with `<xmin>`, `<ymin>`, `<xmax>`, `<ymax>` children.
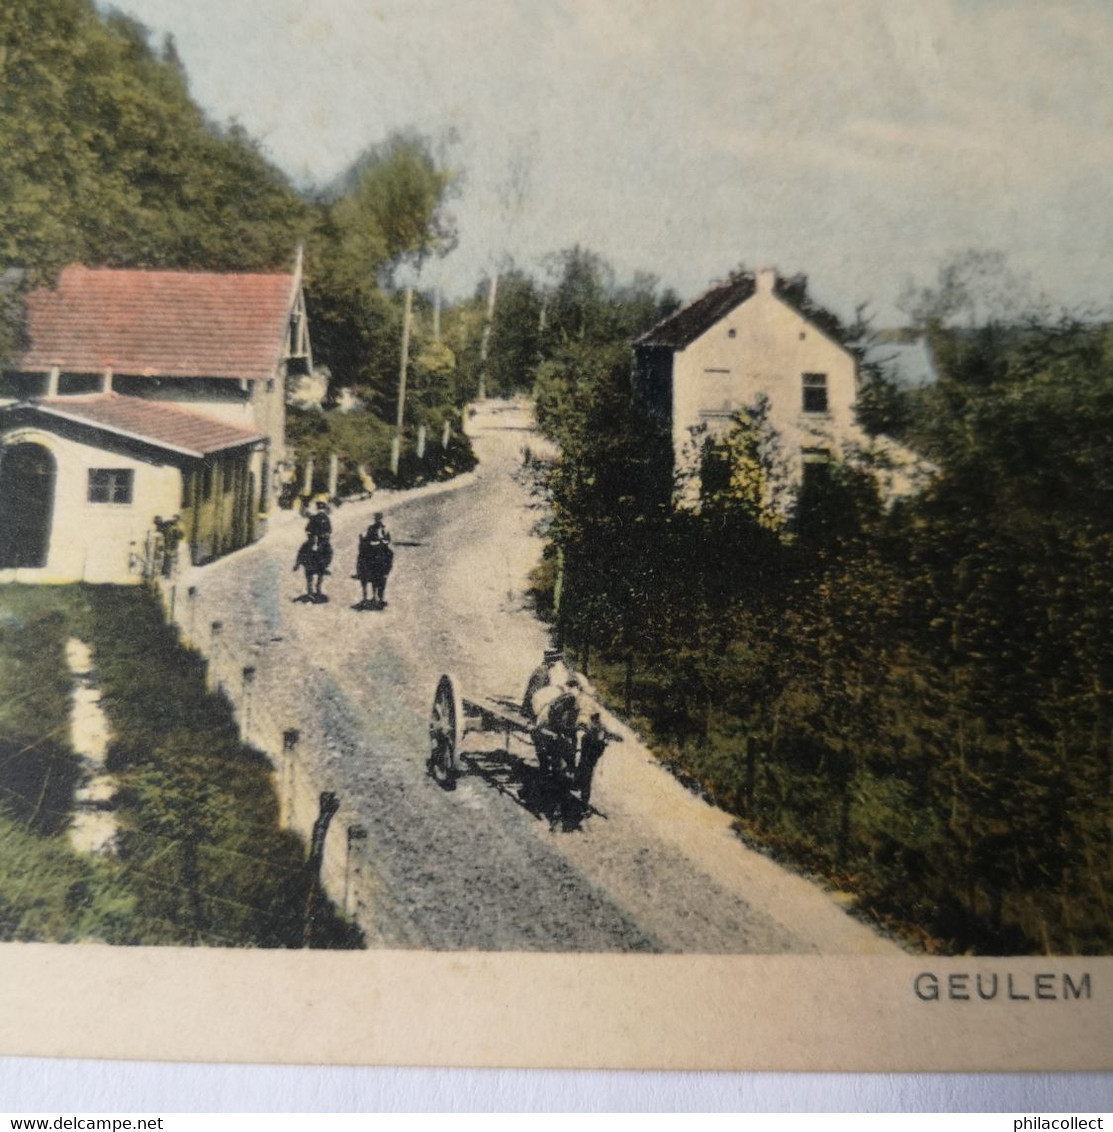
<box><xmin>392</xmin><ymin>286</ymin><xmax>413</xmax><ymax>475</ymax></box>
<box><xmin>433</xmin><ymin>288</ymin><xmax>441</xmax><ymax>343</ymax></box>
<box><xmin>478</xmin><ymin>272</ymin><xmax>498</xmax><ymax>401</ymax></box>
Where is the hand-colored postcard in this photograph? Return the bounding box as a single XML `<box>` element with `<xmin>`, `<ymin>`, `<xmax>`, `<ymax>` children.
<box><xmin>0</xmin><ymin>0</ymin><xmax>1109</xmax><ymax>1071</ymax></box>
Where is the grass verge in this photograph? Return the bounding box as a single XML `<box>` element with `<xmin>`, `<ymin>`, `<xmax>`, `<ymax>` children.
<box><xmin>0</xmin><ymin>584</ymin><xmax>362</xmax><ymax>947</ymax></box>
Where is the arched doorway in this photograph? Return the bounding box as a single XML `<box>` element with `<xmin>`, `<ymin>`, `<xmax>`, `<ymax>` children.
<box><xmin>0</xmin><ymin>443</ymin><xmax>56</xmax><ymax>568</ymax></box>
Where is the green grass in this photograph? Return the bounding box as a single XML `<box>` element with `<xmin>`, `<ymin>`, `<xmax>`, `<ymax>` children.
<box><xmin>0</xmin><ymin>584</ymin><xmax>362</xmax><ymax>948</ymax></box>
<box><xmin>0</xmin><ymin>586</ymin><xmax>124</xmax><ymax>939</ymax></box>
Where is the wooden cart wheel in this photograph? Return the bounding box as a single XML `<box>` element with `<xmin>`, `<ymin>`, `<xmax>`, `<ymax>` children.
<box><xmin>429</xmin><ymin>672</ymin><xmax>463</xmax><ymax>788</ymax></box>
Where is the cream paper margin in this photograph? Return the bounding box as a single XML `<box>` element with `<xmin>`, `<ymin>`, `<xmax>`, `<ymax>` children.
<box><xmin>0</xmin><ymin>946</ymin><xmax>1107</xmax><ymax>1071</ymax></box>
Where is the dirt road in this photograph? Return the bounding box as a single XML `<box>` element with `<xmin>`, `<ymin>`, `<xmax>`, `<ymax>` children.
<box><xmin>190</xmin><ymin>401</ymin><xmax>902</xmax><ymax>954</ymax></box>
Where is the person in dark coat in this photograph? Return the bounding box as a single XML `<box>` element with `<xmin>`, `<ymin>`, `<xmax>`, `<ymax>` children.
<box><xmin>294</xmin><ymin>499</ymin><xmax>333</xmax><ymax>602</ymax></box>
<box><xmin>355</xmin><ymin>511</ymin><xmax>393</xmax><ymax>608</ymax></box>
<box><xmin>305</xmin><ymin>499</ymin><xmax>332</xmax><ymax>547</ymax></box>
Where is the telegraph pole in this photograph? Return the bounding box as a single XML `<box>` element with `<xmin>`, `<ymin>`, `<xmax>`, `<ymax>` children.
<box><xmin>392</xmin><ymin>286</ymin><xmax>413</xmax><ymax>475</ymax></box>
<box><xmin>478</xmin><ymin>272</ymin><xmax>498</xmax><ymax>401</ymax></box>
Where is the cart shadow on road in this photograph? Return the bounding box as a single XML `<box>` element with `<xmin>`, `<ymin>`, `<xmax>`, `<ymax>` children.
<box><xmin>459</xmin><ymin>748</ymin><xmax>605</xmax><ymax>833</ymax></box>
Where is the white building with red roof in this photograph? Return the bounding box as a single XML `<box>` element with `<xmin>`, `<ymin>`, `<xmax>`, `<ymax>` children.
<box><xmin>0</xmin><ymin>255</ymin><xmax>311</xmax><ymax>582</ymax></box>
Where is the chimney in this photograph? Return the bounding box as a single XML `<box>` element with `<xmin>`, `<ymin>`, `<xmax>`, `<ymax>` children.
<box><xmin>755</xmin><ymin>267</ymin><xmax>777</xmax><ymax>295</ymax></box>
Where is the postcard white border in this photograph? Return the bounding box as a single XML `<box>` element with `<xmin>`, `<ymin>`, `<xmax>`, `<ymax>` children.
<box><xmin>0</xmin><ymin>946</ymin><xmax>1107</xmax><ymax>1072</ymax></box>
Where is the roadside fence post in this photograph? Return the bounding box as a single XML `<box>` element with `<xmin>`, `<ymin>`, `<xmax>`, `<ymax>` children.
<box><xmin>304</xmin><ymin>791</ymin><xmax>340</xmax><ymax>947</ymax></box>
<box><xmin>241</xmin><ymin>665</ymin><xmax>256</xmax><ymax>741</ymax></box>
<box><xmin>281</xmin><ymin>728</ymin><xmax>300</xmax><ymax>828</ymax></box>
<box><xmin>345</xmin><ymin>824</ymin><xmax>368</xmax><ymax>917</ymax></box>
<box><xmin>328</xmin><ymin>453</ymin><xmax>339</xmax><ymax>501</ymax></box>
<box><xmin>187</xmin><ymin>585</ymin><xmax>198</xmax><ymax>643</ymax></box>
<box><xmin>207</xmin><ymin>620</ymin><xmax>223</xmax><ymax>692</ymax></box>
<box><xmin>746</xmin><ymin>737</ymin><xmax>757</xmax><ymax>813</ymax></box>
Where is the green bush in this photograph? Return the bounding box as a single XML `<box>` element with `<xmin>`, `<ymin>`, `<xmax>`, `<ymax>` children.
<box><xmin>0</xmin><ymin>585</ymin><xmax>361</xmax><ymax>948</ymax></box>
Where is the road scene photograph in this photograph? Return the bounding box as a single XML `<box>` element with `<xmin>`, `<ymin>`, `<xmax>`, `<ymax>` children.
<box><xmin>1</xmin><ymin>0</ymin><xmax>1112</xmax><ymax>966</ymax></box>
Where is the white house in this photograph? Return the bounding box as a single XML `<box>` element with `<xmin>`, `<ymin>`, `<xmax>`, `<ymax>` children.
<box><xmin>635</xmin><ymin>267</ymin><xmax>864</xmax><ymax>507</ymax></box>
<box><xmin>0</xmin><ymin>255</ymin><xmax>312</xmax><ymax>583</ymax></box>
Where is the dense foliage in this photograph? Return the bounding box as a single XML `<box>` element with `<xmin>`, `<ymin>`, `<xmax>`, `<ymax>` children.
<box><xmin>445</xmin><ymin>247</ymin><xmax>680</xmax><ymax>401</ymax></box>
<box><xmin>0</xmin><ymin>586</ymin><xmax>361</xmax><ymax>946</ymax></box>
<box><xmin>285</xmin><ymin>399</ymin><xmax>476</xmax><ymax>499</ymax></box>
<box><xmin>0</xmin><ymin>0</ymin><xmax>471</xmax><ymax>482</ymax></box>
<box><xmin>536</xmin><ymin>271</ymin><xmax>1113</xmax><ymax>955</ymax></box>
<box><xmin>0</xmin><ymin>0</ymin><xmax>309</xmax><ymax>281</ymax></box>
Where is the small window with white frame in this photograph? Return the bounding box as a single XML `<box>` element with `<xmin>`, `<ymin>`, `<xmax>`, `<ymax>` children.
<box><xmin>802</xmin><ymin>372</ymin><xmax>828</xmax><ymax>414</ymax></box>
<box><xmin>88</xmin><ymin>468</ymin><xmax>133</xmax><ymax>504</ymax></box>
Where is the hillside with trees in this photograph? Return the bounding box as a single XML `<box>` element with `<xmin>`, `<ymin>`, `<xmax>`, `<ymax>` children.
<box><xmin>0</xmin><ymin>0</ymin><xmax>470</xmax><ymax>488</ymax></box>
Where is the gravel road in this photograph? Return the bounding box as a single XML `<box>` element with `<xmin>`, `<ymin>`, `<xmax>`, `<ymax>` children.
<box><xmin>188</xmin><ymin>401</ymin><xmax>902</xmax><ymax>954</ymax></box>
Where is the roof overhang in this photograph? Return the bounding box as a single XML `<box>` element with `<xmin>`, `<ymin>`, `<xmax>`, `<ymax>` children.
<box><xmin>7</xmin><ymin>400</ymin><xmax>265</xmax><ymax>459</ymax></box>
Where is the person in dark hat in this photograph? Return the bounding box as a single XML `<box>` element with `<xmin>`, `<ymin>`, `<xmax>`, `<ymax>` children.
<box><xmin>294</xmin><ymin>497</ymin><xmax>333</xmax><ymax>601</ymax></box>
<box><xmin>305</xmin><ymin>497</ymin><xmax>332</xmax><ymax>549</ymax></box>
<box><xmin>355</xmin><ymin>511</ymin><xmax>393</xmax><ymax>609</ymax></box>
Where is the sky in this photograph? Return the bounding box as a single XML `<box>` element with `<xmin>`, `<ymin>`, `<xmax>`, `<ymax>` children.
<box><xmin>105</xmin><ymin>0</ymin><xmax>1113</xmax><ymax>323</ymax></box>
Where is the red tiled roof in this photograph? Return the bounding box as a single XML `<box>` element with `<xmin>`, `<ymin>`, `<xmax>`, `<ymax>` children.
<box><xmin>34</xmin><ymin>394</ymin><xmax>265</xmax><ymax>458</ymax></box>
<box><xmin>19</xmin><ymin>265</ymin><xmax>296</xmax><ymax>380</ymax></box>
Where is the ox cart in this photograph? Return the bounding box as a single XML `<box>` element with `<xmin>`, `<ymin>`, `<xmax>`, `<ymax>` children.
<box><xmin>427</xmin><ymin>671</ymin><xmax>620</xmax><ymax>807</ymax></box>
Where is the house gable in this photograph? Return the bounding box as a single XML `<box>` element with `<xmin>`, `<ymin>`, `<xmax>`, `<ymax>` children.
<box><xmin>637</xmin><ymin>274</ymin><xmax>756</xmax><ymax>350</ymax></box>
<box><xmin>635</xmin><ymin>267</ymin><xmax>860</xmax><ymax>507</ymax></box>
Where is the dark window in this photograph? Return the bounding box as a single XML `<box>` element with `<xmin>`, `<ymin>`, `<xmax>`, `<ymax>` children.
<box><xmin>181</xmin><ymin>471</ymin><xmax>193</xmax><ymax>509</ymax></box>
<box><xmin>222</xmin><ymin>460</ymin><xmax>234</xmax><ymax>492</ymax></box>
<box><xmin>88</xmin><ymin>469</ymin><xmax>133</xmax><ymax>504</ymax></box>
<box><xmin>0</xmin><ymin>372</ymin><xmax>49</xmax><ymax>398</ymax></box>
<box><xmin>112</xmin><ymin>376</ymin><xmax>162</xmax><ymax>397</ymax></box>
<box><xmin>114</xmin><ymin>376</ymin><xmax>245</xmax><ymax>400</ymax></box>
<box><xmin>202</xmin><ymin>463</ymin><xmax>214</xmax><ymax>501</ymax></box>
<box><xmin>57</xmin><ymin>373</ymin><xmax>103</xmax><ymax>396</ymax></box>
<box><xmin>802</xmin><ymin>372</ymin><xmax>828</xmax><ymax>413</ymax></box>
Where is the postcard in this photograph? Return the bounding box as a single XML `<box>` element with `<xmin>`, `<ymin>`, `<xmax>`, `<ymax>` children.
<box><xmin>0</xmin><ymin>0</ymin><xmax>1109</xmax><ymax>1072</ymax></box>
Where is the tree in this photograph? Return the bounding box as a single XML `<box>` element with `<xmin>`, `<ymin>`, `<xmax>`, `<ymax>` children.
<box><xmin>0</xmin><ymin>0</ymin><xmax>311</xmax><ymax>371</ymax></box>
<box><xmin>541</xmin><ymin>246</ymin><xmax>616</xmax><ymax>345</ymax></box>
<box><xmin>305</xmin><ymin>132</ymin><xmax>458</xmax><ymax>400</ymax></box>
<box><xmin>324</xmin><ymin>131</ymin><xmax>457</xmax><ymax>285</ymax></box>
<box><xmin>897</xmin><ymin>250</ymin><xmax>1041</xmax><ymax>333</ymax></box>
<box><xmin>482</xmin><ymin>269</ymin><xmax>543</xmax><ymax>397</ymax></box>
